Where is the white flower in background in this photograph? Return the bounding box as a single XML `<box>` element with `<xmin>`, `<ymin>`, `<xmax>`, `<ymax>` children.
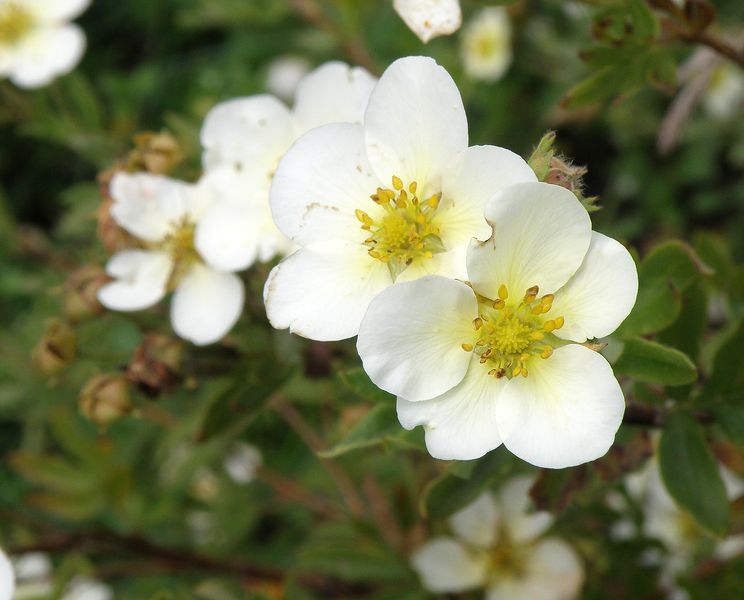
<box><xmin>266</xmin><ymin>55</ymin><xmax>311</xmax><ymax>101</ymax></box>
<box><xmin>98</xmin><ymin>172</ymin><xmax>246</xmax><ymax>346</ymax></box>
<box><xmin>358</xmin><ymin>182</ymin><xmax>637</xmax><ymax>467</ymax></box>
<box><xmin>461</xmin><ymin>7</ymin><xmax>512</xmax><ymax>82</ymax></box>
<box><xmin>703</xmin><ymin>62</ymin><xmax>744</xmax><ymax>119</ymax></box>
<box><xmin>9</xmin><ymin>552</ymin><xmax>54</xmax><ymax>599</ymax></box>
<box><xmin>619</xmin><ymin>459</ymin><xmax>744</xmax><ymax>599</ymax></box>
<box><xmin>265</xmin><ymin>56</ymin><xmax>536</xmax><ymax>341</ymax></box>
<box><xmin>223</xmin><ymin>442</ymin><xmax>262</xmax><ymax>484</ymax></box>
<box><xmin>0</xmin><ymin>546</ymin><xmax>14</xmax><ymax>600</ymax></box>
<box><xmin>412</xmin><ymin>475</ymin><xmax>584</xmax><ymax>599</ymax></box>
<box><xmin>195</xmin><ymin>61</ymin><xmax>377</xmax><ymax>274</ymax></box>
<box><xmin>394</xmin><ymin>0</ymin><xmax>461</xmax><ymax>43</ymax></box>
<box><xmin>60</xmin><ymin>577</ymin><xmax>113</xmax><ymax>600</ymax></box>
<box><xmin>0</xmin><ymin>0</ymin><xmax>90</xmax><ymax>88</ymax></box>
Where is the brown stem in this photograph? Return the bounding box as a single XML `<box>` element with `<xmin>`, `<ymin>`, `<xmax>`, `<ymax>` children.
<box><xmin>257</xmin><ymin>466</ymin><xmax>343</xmax><ymax>519</ymax></box>
<box><xmin>679</xmin><ymin>30</ymin><xmax>744</xmax><ymax>70</ymax></box>
<box><xmin>270</xmin><ymin>395</ymin><xmax>367</xmax><ymax>517</ymax></box>
<box><xmin>290</xmin><ymin>0</ymin><xmax>378</xmax><ymax>74</ymax></box>
<box><xmin>362</xmin><ymin>475</ymin><xmax>404</xmax><ymax>550</ymax></box>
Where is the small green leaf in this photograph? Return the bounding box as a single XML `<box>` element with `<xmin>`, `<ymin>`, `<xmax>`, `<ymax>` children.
<box><xmin>628</xmin><ymin>0</ymin><xmax>660</xmax><ymax>39</ymax></box>
<box><xmin>658</xmin><ymin>280</ymin><xmax>707</xmax><ymax>362</ymax></box>
<box><xmin>320</xmin><ymin>404</ymin><xmax>417</xmax><ymax>458</ymax></box>
<box><xmin>706</xmin><ymin>316</ymin><xmax>744</xmax><ymax>398</ymax></box>
<box><xmin>614</xmin><ymin>337</ymin><xmax>697</xmax><ymax>386</ymax></box>
<box><xmin>713</xmin><ymin>404</ymin><xmax>744</xmax><ymax>452</ymax></box>
<box><xmin>421</xmin><ymin>449</ymin><xmax>513</xmax><ymax>519</ymax></box>
<box><xmin>337</xmin><ymin>367</ymin><xmax>394</xmax><ymax>404</ymax></box>
<box><xmin>659</xmin><ymin>413</ymin><xmax>729</xmax><ymax>536</ymax></box>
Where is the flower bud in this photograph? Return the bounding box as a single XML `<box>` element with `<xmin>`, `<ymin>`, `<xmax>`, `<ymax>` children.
<box><xmin>127</xmin><ymin>334</ymin><xmax>184</xmax><ymax>396</ymax></box>
<box><xmin>80</xmin><ymin>374</ymin><xmax>132</xmax><ymax>427</ymax></box>
<box><xmin>63</xmin><ymin>265</ymin><xmax>109</xmax><ymax>323</ymax></box>
<box><xmin>32</xmin><ymin>320</ymin><xmax>77</xmax><ymax>376</ymax></box>
<box><xmin>127</xmin><ymin>131</ymin><xmax>183</xmax><ymax>175</ymax></box>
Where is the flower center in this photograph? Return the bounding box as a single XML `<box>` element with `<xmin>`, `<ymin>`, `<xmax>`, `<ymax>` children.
<box><xmin>149</xmin><ymin>218</ymin><xmax>200</xmax><ymax>290</ymax></box>
<box><xmin>355</xmin><ymin>176</ymin><xmax>445</xmax><ymax>281</ymax></box>
<box><xmin>0</xmin><ymin>3</ymin><xmax>34</xmax><ymax>45</ymax></box>
<box><xmin>487</xmin><ymin>535</ymin><xmax>528</xmax><ymax>579</ymax></box>
<box><xmin>462</xmin><ymin>283</ymin><xmax>564</xmax><ymax>379</ymax></box>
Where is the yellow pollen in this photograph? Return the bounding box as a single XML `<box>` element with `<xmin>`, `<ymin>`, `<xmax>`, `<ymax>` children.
<box><xmin>147</xmin><ymin>218</ymin><xmax>200</xmax><ymax>291</ymax></box>
<box><xmin>357</xmin><ymin>176</ymin><xmax>445</xmax><ymax>281</ymax></box>
<box><xmin>0</xmin><ymin>2</ymin><xmax>34</xmax><ymax>45</ymax></box>
<box><xmin>471</xmin><ymin>283</ymin><xmax>564</xmax><ymax>379</ymax></box>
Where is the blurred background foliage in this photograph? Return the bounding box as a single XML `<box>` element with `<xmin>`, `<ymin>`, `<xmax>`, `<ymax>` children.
<box><xmin>2</xmin><ymin>0</ymin><xmax>744</xmax><ymax>598</ymax></box>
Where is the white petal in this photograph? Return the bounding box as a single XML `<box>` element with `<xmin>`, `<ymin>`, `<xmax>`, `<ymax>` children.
<box><xmin>223</xmin><ymin>443</ymin><xmax>263</xmax><ymax>484</ymax></box>
<box><xmin>497</xmin><ymin>475</ymin><xmax>554</xmax><ymax>544</ymax></box>
<box><xmin>109</xmin><ymin>172</ymin><xmax>196</xmax><ymax>242</ymax></box>
<box><xmin>195</xmin><ymin>200</ymin><xmax>261</xmax><ymax>272</ymax></box>
<box><xmin>449</xmin><ymin>491</ymin><xmax>500</xmax><ymax>548</ymax></box>
<box><xmin>393</xmin><ymin>0</ymin><xmax>462</xmax><ymax>43</ymax></box>
<box><xmin>98</xmin><ymin>251</ymin><xmax>172</xmax><ymax>311</ymax></box>
<box><xmin>293</xmin><ymin>61</ymin><xmax>377</xmax><ymax>133</ymax></box>
<box><xmin>265</xmin><ymin>55</ymin><xmax>311</xmax><ymax>101</ymax></box>
<box><xmin>170</xmin><ymin>265</ymin><xmax>244</xmax><ymax>345</ymax></box>
<box><xmin>411</xmin><ymin>538</ymin><xmax>487</xmax><ymax>593</ymax></box>
<box><xmin>437</xmin><ymin>145</ymin><xmax>537</xmax><ymax>249</ymax></box>
<box><xmin>270</xmin><ymin>123</ymin><xmax>381</xmax><ymax>244</ymax></box>
<box><xmin>60</xmin><ymin>577</ymin><xmax>113</xmax><ymax>600</ymax></box>
<box><xmin>397</xmin><ymin>362</ymin><xmax>504</xmax><ymax>460</ymax></box>
<box><xmin>8</xmin><ymin>24</ymin><xmax>85</xmax><ymax>89</ymax></box>
<box><xmin>29</xmin><ymin>0</ymin><xmax>91</xmax><ymax>22</ymax></box>
<box><xmin>364</xmin><ymin>56</ymin><xmax>468</xmax><ymax>187</ymax></box>
<box><xmin>200</xmin><ymin>95</ymin><xmax>293</xmax><ymax>179</ymax></box>
<box><xmin>551</xmin><ymin>232</ymin><xmax>638</xmax><ymax>343</ymax></box>
<box><xmin>467</xmin><ymin>182</ymin><xmax>591</xmax><ymax>300</ymax></box>
<box><xmin>496</xmin><ymin>344</ymin><xmax>625</xmax><ymax>469</ymax></box>
<box><xmin>0</xmin><ymin>547</ymin><xmax>14</xmax><ymax>600</ymax></box>
<box><xmin>263</xmin><ymin>241</ymin><xmax>391</xmax><ymax>341</ymax></box>
<box><xmin>357</xmin><ymin>276</ymin><xmax>477</xmax><ymax>402</ymax></box>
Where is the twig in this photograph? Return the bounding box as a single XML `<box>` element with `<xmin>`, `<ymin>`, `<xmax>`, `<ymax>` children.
<box><xmin>257</xmin><ymin>466</ymin><xmax>343</xmax><ymax>519</ymax></box>
<box><xmin>269</xmin><ymin>395</ymin><xmax>367</xmax><ymax>517</ymax></box>
<box><xmin>680</xmin><ymin>30</ymin><xmax>744</xmax><ymax>70</ymax></box>
<box><xmin>362</xmin><ymin>475</ymin><xmax>403</xmax><ymax>550</ymax></box>
<box><xmin>290</xmin><ymin>0</ymin><xmax>378</xmax><ymax>74</ymax></box>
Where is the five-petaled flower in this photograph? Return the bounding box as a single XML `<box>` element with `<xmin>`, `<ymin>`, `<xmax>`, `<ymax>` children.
<box><xmin>0</xmin><ymin>0</ymin><xmax>90</xmax><ymax>88</ymax></box>
<box><xmin>461</xmin><ymin>7</ymin><xmax>512</xmax><ymax>83</ymax></box>
<box><xmin>411</xmin><ymin>475</ymin><xmax>584</xmax><ymax>599</ymax></box>
<box><xmin>194</xmin><ymin>61</ymin><xmax>377</xmax><ymax>274</ymax></box>
<box><xmin>264</xmin><ymin>56</ymin><xmax>536</xmax><ymax>341</ymax></box>
<box><xmin>97</xmin><ymin>172</ymin><xmax>245</xmax><ymax>346</ymax></box>
<box><xmin>357</xmin><ymin>181</ymin><xmax>638</xmax><ymax>468</ymax></box>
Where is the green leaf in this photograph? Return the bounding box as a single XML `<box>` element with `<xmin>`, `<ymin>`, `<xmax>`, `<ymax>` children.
<box><xmin>659</xmin><ymin>413</ymin><xmax>729</xmax><ymax>536</ymax></box>
<box><xmin>619</xmin><ymin>241</ymin><xmax>708</xmax><ymax>336</ymax></box>
<box><xmin>614</xmin><ymin>337</ymin><xmax>697</xmax><ymax>386</ymax></box>
<box><xmin>319</xmin><ymin>404</ymin><xmax>418</xmax><ymax>458</ymax></box>
<box><xmin>712</xmin><ymin>404</ymin><xmax>744</xmax><ymax>452</ymax></box>
<box><xmin>420</xmin><ymin>449</ymin><xmax>513</xmax><ymax>519</ymax></box>
<box><xmin>706</xmin><ymin>316</ymin><xmax>744</xmax><ymax>398</ymax></box>
<box><xmin>337</xmin><ymin>367</ymin><xmax>394</xmax><ymax>404</ymax></box>
<box><xmin>658</xmin><ymin>280</ymin><xmax>707</xmax><ymax>362</ymax></box>
<box><xmin>628</xmin><ymin>0</ymin><xmax>659</xmax><ymax>39</ymax></box>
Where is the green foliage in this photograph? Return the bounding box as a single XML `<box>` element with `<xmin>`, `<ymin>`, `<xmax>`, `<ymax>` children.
<box><xmin>614</xmin><ymin>337</ymin><xmax>697</xmax><ymax>386</ymax></box>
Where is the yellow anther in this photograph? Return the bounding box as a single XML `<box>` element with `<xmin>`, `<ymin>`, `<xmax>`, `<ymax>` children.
<box><xmin>541</xmin><ymin>294</ymin><xmax>554</xmax><ymax>309</ymax></box>
<box><xmin>523</xmin><ymin>285</ymin><xmax>539</xmax><ymax>303</ymax></box>
<box><xmin>482</xmin><ymin>348</ymin><xmax>493</xmax><ymax>358</ymax></box>
<box><xmin>543</xmin><ymin>319</ymin><xmax>556</xmax><ymax>332</ymax></box>
<box><xmin>480</xmin><ymin>355</ymin><xmax>488</xmax><ymax>364</ymax></box>
<box><xmin>531</xmin><ymin>305</ymin><xmax>544</xmax><ymax>315</ymax></box>
<box><xmin>409</xmin><ymin>181</ymin><xmax>417</xmax><ymax>194</ymax></box>
<box><xmin>493</xmin><ymin>299</ymin><xmax>505</xmax><ymax>310</ymax></box>
<box><xmin>529</xmin><ymin>331</ymin><xmax>544</xmax><ymax>340</ymax></box>
<box><xmin>554</xmin><ymin>316</ymin><xmax>565</xmax><ymax>329</ymax></box>
<box><xmin>519</xmin><ymin>353</ymin><xmax>530</xmax><ymax>362</ymax></box>
<box><xmin>512</xmin><ymin>366</ymin><xmax>523</xmax><ymax>377</ymax></box>
<box><xmin>392</xmin><ymin>175</ymin><xmax>403</xmax><ymax>191</ymax></box>
<box><xmin>368</xmin><ymin>249</ymin><xmax>381</xmax><ymax>259</ymax></box>
<box><xmin>461</xmin><ymin>343</ymin><xmax>474</xmax><ymax>352</ymax></box>
<box><xmin>521</xmin><ymin>368</ymin><xmax>528</xmax><ymax>378</ymax></box>
<box><xmin>473</xmin><ymin>317</ymin><xmax>483</xmax><ymax>330</ymax></box>
<box><xmin>488</xmin><ymin>368</ymin><xmax>498</xmax><ymax>377</ymax></box>
<box><xmin>498</xmin><ymin>284</ymin><xmax>508</xmax><ymax>300</ymax></box>
<box><xmin>541</xmin><ymin>346</ymin><xmax>553</xmax><ymax>359</ymax></box>
<box><xmin>480</xmin><ymin>313</ymin><xmax>489</xmax><ymax>322</ymax></box>
<box><xmin>426</xmin><ymin>195</ymin><xmax>440</xmax><ymax>208</ymax></box>
<box><xmin>355</xmin><ymin>209</ymin><xmax>370</xmax><ymax>223</ymax></box>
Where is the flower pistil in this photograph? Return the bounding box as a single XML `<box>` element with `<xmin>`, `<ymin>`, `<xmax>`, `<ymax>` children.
<box><xmin>0</xmin><ymin>2</ymin><xmax>33</xmax><ymax>45</ymax></box>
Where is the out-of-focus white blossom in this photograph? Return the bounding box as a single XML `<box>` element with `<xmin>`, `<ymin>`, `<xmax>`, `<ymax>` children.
<box><xmin>358</xmin><ymin>181</ymin><xmax>636</xmax><ymax>467</ymax></box>
<box><xmin>411</xmin><ymin>475</ymin><xmax>584</xmax><ymax>599</ymax></box>
<box><xmin>98</xmin><ymin>172</ymin><xmax>246</xmax><ymax>345</ymax></box>
<box><xmin>703</xmin><ymin>62</ymin><xmax>744</xmax><ymax>119</ymax></box>
<box><xmin>60</xmin><ymin>577</ymin><xmax>113</xmax><ymax>600</ymax></box>
<box><xmin>223</xmin><ymin>442</ymin><xmax>262</xmax><ymax>484</ymax></box>
<box><xmin>265</xmin><ymin>56</ymin><xmax>536</xmax><ymax>341</ymax></box>
<box><xmin>0</xmin><ymin>546</ymin><xmax>14</xmax><ymax>600</ymax></box>
<box><xmin>461</xmin><ymin>7</ymin><xmax>512</xmax><ymax>82</ymax></box>
<box><xmin>196</xmin><ymin>61</ymin><xmax>377</xmax><ymax>274</ymax></box>
<box><xmin>393</xmin><ymin>0</ymin><xmax>461</xmax><ymax>43</ymax></box>
<box><xmin>0</xmin><ymin>0</ymin><xmax>90</xmax><ymax>88</ymax></box>
<box><xmin>266</xmin><ymin>55</ymin><xmax>312</xmax><ymax>101</ymax></box>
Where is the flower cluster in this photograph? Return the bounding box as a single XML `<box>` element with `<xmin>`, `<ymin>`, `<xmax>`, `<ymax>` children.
<box><xmin>0</xmin><ymin>0</ymin><xmax>90</xmax><ymax>88</ymax></box>
<box><xmin>411</xmin><ymin>475</ymin><xmax>584</xmax><ymax>599</ymax></box>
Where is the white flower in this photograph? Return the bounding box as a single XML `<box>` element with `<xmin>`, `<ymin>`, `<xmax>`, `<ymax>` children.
<box><xmin>195</xmin><ymin>61</ymin><xmax>377</xmax><ymax>273</ymax></box>
<box><xmin>60</xmin><ymin>577</ymin><xmax>112</xmax><ymax>600</ymax></box>
<box><xmin>461</xmin><ymin>7</ymin><xmax>512</xmax><ymax>82</ymax></box>
<box><xmin>0</xmin><ymin>0</ymin><xmax>90</xmax><ymax>88</ymax></box>
<box><xmin>266</xmin><ymin>55</ymin><xmax>312</xmax><ymax>101</ymax></box>
<box><xmin>703</xmin><ymin>62</ymin><xmax>744</xmax><ymax>120</ymax></box>
<box><xmin>98</xmin><ymin>172</ymin><xmax>246</xmax><ymax>346</ymax></box>
<box><xmin>357</xmin><ymin>181</ymin><xmax>637</xmax><ymax>467</ymax></box>
<box><xmin>265</xmin><ymin>56</ymin><xmax>536</xmax><ymax>341</ymax></box>
<box><xmin>0</xmin><ymin>546</ymin><xmax>14</xmax><ymax>600</ymax></box>
<box><xmin>411</xmin><ymin>475</ymin><xmax>584</xmax><ymax>599</ymax></box>
<box><xmin>223</xmin><ymin>442</ymin><xmax>262</xmax><ymax>484</ymax></box>
<box><xmin>394</xmin><ymin>0</ymin><xmax>461</xmax><ymax>43</ymax></box>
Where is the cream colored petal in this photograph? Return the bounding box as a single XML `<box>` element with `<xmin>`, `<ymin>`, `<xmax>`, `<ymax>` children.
<box><xmin>393</xmin><ymin>0</ymin><xmax>462</xmax><ymax>43</ymax></box>
<box><xmin>98</xmin><ymin>250</ymin><xmax>173</xmax><ymax>312</ymax></box>
<box><xmin>449</xmin><ymin>491</ymin><xmax>500</xmax><ymax>548</ymax></box>
<box><xmin>411</xmin><ymin>538</ymin><xmax>487</xmax><ymax>593</ymax></box>
<box><xmin>8</xmin><ymin>24</ymin><xmax>85</xmax><ymax>89</ymax></box>
<box><xmin>0</xmin><ymin>546</ymin><xmax>14</xmax><ymax>600</ymax></box>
